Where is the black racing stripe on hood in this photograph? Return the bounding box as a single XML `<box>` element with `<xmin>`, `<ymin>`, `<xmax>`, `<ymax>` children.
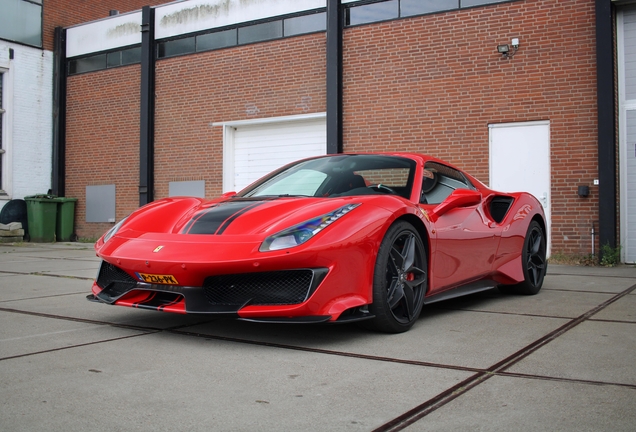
<box><xmin>215</xmin><ymin>203</ymin><xmax>254</xmax><ymax>234</ymax></box>
<box><xmin>183</xmin><ymin>200</ymin><xmax>268</xmax><ymax>235</ymax></box>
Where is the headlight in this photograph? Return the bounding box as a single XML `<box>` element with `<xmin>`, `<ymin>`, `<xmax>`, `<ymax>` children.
<box><xmin>103</xmin><ymin>217</ymin><xmax>128</xmax><ymax>243</ymax></box>
<box><xmin>260</xmin><ymin>203</ymin><xmax>360</xmax><ymax>252</ymax></box>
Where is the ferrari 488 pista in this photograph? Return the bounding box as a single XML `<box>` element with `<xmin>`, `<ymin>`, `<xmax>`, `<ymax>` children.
<box><xmin>88</xmin><ymin>153</ymin><xmax>547</xmax><ymax>333</ymax></box>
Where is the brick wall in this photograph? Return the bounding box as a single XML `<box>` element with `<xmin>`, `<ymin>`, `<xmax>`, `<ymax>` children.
<box><xmin>67</xmin><ymin>32</ymin><xmax>325</xmax><ymax>238</ymax></box>
<box><xmin>66</xmin><ymin>0</ymin><xmax>599</xmax><ymax>255</ymax></box>
<box><xmin>65</xmin><ymin>66</ymin><xmax>141</xmax><ymax>239</ymax></box>
<box><xmin>342</xmin><ymin>0</ymin><xmax>598</xmax><ymax>255</ymax></box>
<box><xmin>154</xmin><ymin>33</ymin><xmax>326</xmax><ymax>200</ymax></box>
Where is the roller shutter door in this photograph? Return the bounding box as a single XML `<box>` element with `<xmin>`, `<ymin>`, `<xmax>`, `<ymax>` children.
<box><xmin>231</xmin><ymin>118</ymin><xmax>326</xmax><ymax>191</ymax></box>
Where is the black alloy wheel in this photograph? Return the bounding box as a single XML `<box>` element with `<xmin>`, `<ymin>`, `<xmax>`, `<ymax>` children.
<box><xmin>506</xmin><ymin>220</ymin><xmax>547</xmax><ymax>295</ymax></box>
<box><xmin>366</xmin><ymin>221</ymin><xmax>427</xmax><ymax>333</ymax></box>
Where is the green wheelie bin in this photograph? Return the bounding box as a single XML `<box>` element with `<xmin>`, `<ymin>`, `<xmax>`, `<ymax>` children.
<box><xmin>24</xmin><ymin>195</ymin><xmax>58</xmax><ymax>242</ymax></box>
<box><xmin>54</xmin><ymin>197</ymin><xmax>78</xmax><ymax>242</ymax></box>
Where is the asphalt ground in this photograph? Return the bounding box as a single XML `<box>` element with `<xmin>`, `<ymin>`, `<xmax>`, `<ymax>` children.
<box><xmin>0</xmin><ymin>242</ymin><xmax>635</xmax><ymax>431</ymax></box>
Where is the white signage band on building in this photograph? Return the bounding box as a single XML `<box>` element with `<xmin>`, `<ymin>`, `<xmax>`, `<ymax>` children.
<box><xmin>67</xmin><ymin>0</ymin><xmax>327</xmax><ymax>57</ymax></box>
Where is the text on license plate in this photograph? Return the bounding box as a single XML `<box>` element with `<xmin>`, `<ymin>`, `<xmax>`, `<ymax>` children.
<box><xmin>136</xmin><ymin>272</ymin><xmax>179</xmax><ymax>285</ymax></box>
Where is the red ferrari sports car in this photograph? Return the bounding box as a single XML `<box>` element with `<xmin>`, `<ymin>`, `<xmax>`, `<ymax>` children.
<box><xmin>88</xmin><ymin>153</ymin><xmax>547</xmax><ymax>333</ymax></box>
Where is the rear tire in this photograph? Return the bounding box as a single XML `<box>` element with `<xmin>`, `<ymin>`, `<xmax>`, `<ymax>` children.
<box><xmin>366</xmin><ymin>221</ymin><xmax>427</xmax><ymax>333</ymax></box>
<box><xmin>503</xmin><ymin>220</ymin><xmax>547</xmax><ymax>295</ymax></box>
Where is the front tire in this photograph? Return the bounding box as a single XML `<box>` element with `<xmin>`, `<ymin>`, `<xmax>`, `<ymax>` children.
<box><xmin>504</xmin><ymin>220</ymin><xmax>547</xmax><ymax>295</ymax></box>
<box><xmin>366</xmin><ymin>221</ymin><xmax>427</xmax><ymax>333</ymax></box>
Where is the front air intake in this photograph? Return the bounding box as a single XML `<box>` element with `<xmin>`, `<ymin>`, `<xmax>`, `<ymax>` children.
<box><xmin>96</xmin><ymin>261</ymin><xmax>138</xmax><ymax>299</ymax></box>
<box><xmin>203</xmin><ymin>269</ymin><xmax>320</xmax><ymax>306</ymax></box>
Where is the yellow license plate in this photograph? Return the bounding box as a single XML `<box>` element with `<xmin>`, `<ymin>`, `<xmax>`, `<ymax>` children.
<box><xmin>136</xmin><ymin>272</ymin><xmax>179</xmax><ymax>285</ymax></box>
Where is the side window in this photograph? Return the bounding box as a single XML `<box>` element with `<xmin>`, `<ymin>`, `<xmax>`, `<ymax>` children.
<box><xmin>420</xmin><ymin>162</ymin><xmax>473</xmax><ymax>204</ymax></box>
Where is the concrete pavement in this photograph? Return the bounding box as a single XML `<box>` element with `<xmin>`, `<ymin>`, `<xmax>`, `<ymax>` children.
<box><xmin>0</xmin><ymin>242</ymin><xmax>634</xmax><ymax>431</ymax></box>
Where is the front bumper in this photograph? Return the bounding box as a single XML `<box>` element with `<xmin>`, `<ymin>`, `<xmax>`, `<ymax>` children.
<box><xmin>91</xmin><ymin>260</ymin><xmax>329</xmax><ymax>314</ymax></box>
<box><xmin>92</xmin><ymin>223</ymin><xmax>381</xmax><ymax>321</ymax></box>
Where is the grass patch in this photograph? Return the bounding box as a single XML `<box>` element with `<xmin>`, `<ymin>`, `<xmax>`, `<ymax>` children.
<box><xmin>600</xmin><ymin>243</ymin><xmax>622</xmax><ymax>267</ymax></box>
<box><xmin>548</xmin><ymin>252</ymin><xmax>598</xmax><ymax>266</ymax></box>
<box><xmin>77</xmin><ymin>237</ymin><xmax>98</xmax><ymax>244</ymax></box>
<box><xmin>549</xmin><ymin>245</ymin><xmax>624</xmax><ymax>267</ymax></box>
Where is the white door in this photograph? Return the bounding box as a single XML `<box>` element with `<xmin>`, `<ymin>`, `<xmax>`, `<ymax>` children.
<box><xmin>219</xmin><ymin>114</ymin><xmax>326</xmax><ymax>192</ymax></box>
<box><xmin>618</xmin><ymin>7</ymin><xmax>636</xmax><ymax>264</ymax></box>
<box><xmin>489</xmin><ymin>121</ymin><xmax>551</xmax><ymax>254</ymax></box>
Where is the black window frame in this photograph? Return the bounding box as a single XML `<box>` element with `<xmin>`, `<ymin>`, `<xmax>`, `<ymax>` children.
<box><xmin>156</xmin><ymin>9</ymin><xmax>326</xmax><ymax>60</ymax></box>
<box><xmin>344</xmin><ymin>0</ymin><xmax>523</xmax><ymax>28</ymax></box>
<box><xmin>67</xmin><ymin>45</ymin><xmax>142</xmax><ymax>76</ymax></box>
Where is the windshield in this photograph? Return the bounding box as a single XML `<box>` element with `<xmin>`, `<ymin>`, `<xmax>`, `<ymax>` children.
<box><xmin>239</xmin><ymin>155</ymin><xmax>416</xmax><ymax>199</ymax></box>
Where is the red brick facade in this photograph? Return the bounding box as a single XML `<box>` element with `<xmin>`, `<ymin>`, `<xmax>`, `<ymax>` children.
<box><xmin>154</xmin><ymin>34</ymin><xmax>327</xmax><ymax>200</ymax></box>
<box><xmin>65</xmin><ymin>0</ymin><xmax>600</xmax><ymax>255</ymax></box>
<box><xmin>66</xmin><ymin>66</ymin><xmax>141</xmax><ymax>238</ymax></box>
<box><xmin>41</xmin><ymin>0</ymin><xmax>163</xmax><ymax>238</ymax></box>
<box><xmin>342</xmin><ymin>0</ymin><xmax>599</xmax><ymax>255</ymax></box>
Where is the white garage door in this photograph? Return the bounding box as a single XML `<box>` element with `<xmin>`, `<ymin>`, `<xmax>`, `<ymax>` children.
<box><xmin>618</xmin><ymin>7</ymin><xmax>636</xmax><ymax>263</ymax></box>
<box><xmin>221</xmin><ymin>115</ymin><xmax>326</xmax><ymax>192</ymax></box>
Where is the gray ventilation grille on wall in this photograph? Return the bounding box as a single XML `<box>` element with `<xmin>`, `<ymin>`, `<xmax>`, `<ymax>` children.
<box><xmin>169</xmin><ymin>180</ymin><xmax>205</xmax><ymax>198</ymax></box>
<box><xmin>86</xmin><ymin>185</ymin><xmax>116</xmax><ymax>223</ymax></box>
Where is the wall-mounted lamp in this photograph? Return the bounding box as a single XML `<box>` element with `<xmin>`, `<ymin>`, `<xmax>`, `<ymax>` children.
<box><xmin>497</xmin><ymin>38</ymin><xmax>520</xmax><ymax>59</ymax></box>
<box><xmin>577</xmin><ymin>185</ymin><xmax>590</xmax><ymax>198</ymax></box>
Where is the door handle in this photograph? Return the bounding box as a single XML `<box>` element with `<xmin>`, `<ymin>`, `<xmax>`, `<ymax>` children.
<box><xmin>540</xmin><ymin>192</ymin><xmax>548</xmax><ymax>208</ymax></box>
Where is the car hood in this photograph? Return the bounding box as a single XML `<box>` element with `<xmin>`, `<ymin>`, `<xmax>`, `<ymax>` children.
<box><xmin>97</xmin><ymin>195</ymin><xmax>408</xmax><ymax>260</ymax></box>
<box><xmin>172</xmin><ymin>196</ymin><xmax>368</xmax><ymax>236</ymax></box>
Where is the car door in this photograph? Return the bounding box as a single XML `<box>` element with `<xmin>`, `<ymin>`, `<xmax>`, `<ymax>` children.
<box><xmin>419</xmin><ymin>162</ymin><xmax>500</xmax><ymax>293</ymax></box>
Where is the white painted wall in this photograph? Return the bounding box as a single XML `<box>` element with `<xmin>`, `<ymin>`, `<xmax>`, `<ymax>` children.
<box><xmin>155</xmin><ymin>0</ymin><xmax>325</xmax><ymax>39</ymax></box>
<box><xmin>66</xmin><ymin>11</ymin><xmax>143</xmax><ymax>58</ymax></box>
<box><xmin>0</xmin><ymin>42</ymin><xmax>53</xmax><ymax>212</ymax></box>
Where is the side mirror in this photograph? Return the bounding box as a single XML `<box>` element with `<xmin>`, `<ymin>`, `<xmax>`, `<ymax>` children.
<box><xmin>222</xmin><ymin>191</ymin><xmax>237</xmax><ymax>198</ymax></box>
<box><xmin>430</xmin><ymin>189</ymin><xmax>482</xmax><ymax>220</ymax></box>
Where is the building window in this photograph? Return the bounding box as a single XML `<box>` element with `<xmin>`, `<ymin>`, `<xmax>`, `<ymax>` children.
<box><xmin>284</xmin><ymin>12</ymin><xmax>326</xmax><ymax>37</ymax></box>
<box><xmin>196</xmin><ymin>29</ymin><xmax>237</xmax><ymax>52</ymax></box>
<box><xmin>0</xmin><ymin>0</ymin><xmax>42</xmax><ymax>47</ymax></box>
<box><xmin>68</xmin><ymin>46</ymin><xmax>141</xmax><ymax>76</ymax></box>
<box><xmin>106</xmin><ymin>48</ymin><xmax>142</xmax><ymax>68</ymax></box>
<box><xmin>345</xmin><ymin>0</ymin><xmax>521</xmax><ymax>27</ymax></box>
<box><xmin>69</xmin><ymin>54</ymin><xmax>107</xmax><ymax>74</ymax></box>
<box><xmin>157</xmin><ymin>10</ymin><xmax>326</xmax><ymax>60</ymax></box>
<box><xmin>461</xmin><ymin>0</ymin><xmax>507</xmax><ymax>7</ymax></box>
<box><xmin>238</xmin><ymin>20</ymin><xmax>283</xmax><ymax>44</ymax></box>
<box><xmin>347</xmin><ymin>0</ymin><xmax>399</xmax><ymax>26</ymax></box>
<box><xmin>157</xmin><ymin>37</ymin><xmax>196</xmax><ymax>58</ymax></box>
<box><xmin>401</xmin><ymin>0</ymin><xmax>458</xmax><ymax>17</ymax></box>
